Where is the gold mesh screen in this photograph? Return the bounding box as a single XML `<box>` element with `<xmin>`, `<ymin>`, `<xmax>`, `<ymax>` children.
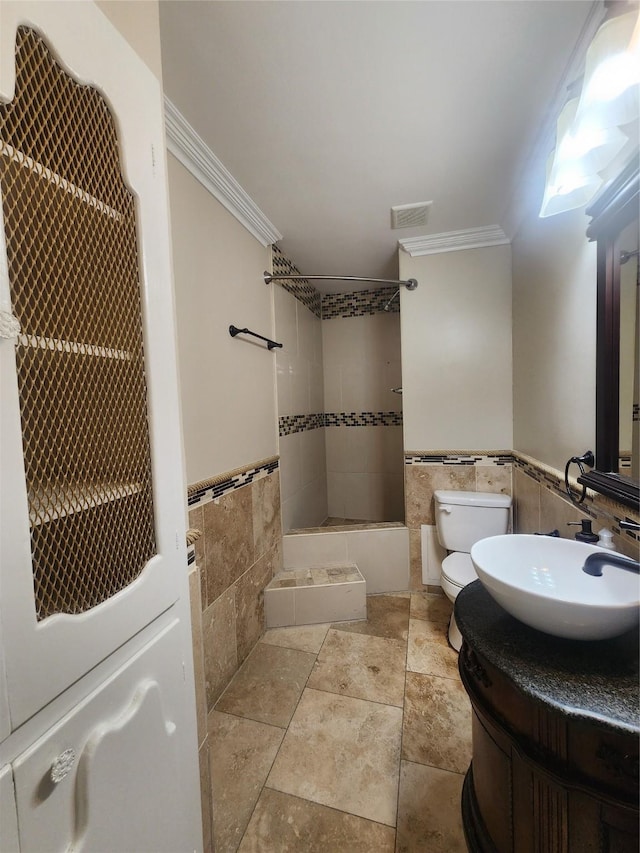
<box><xmin>0</xmin><ymin>27</ymin><xmax>157</xmax><ymax>620</ymax></box>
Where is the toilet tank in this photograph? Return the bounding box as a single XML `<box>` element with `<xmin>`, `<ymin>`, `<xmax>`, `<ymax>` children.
<box><xmin>434</xmin><ymin>490</ymin><xmax>511</xmax><ymax>553</ymax></box>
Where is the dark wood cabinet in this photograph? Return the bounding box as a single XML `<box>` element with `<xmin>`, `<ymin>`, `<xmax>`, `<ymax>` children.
<box><xmin>459</xmin><ymin>640</ymin><xmax>639</xmax><ymax>853</ymax></box>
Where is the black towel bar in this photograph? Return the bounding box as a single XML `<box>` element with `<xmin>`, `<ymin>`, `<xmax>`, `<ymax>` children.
<box><xmin>229</xmin><ymin>325</ymin><xmax>283</xmax><ymax>350</ymax></box>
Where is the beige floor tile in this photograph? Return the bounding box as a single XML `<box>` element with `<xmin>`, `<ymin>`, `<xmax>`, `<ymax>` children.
<box><xmin>396</xmin><ymin>761</ymin><xmax>467</xmax><ymax>853</ymax></box>
<box><xmin>409</xmin><ymin>613</ymin><xmax>450</xmax><ymax>647</ymax></box>
<box><xmin>308</xmin><ymin>629</ymin><xmax>406</xmax><ymax>707</ymax></box>
<box><xmin>208</xmin><ymin>712</ymin><xmax>284</xmax><ymax>853</ymax></box>
<box><xmin>410</xmin><ymin>592</ymin><xmax>452</xmax><ymax>624</ymax></box>
<box><xmin>402</xmin><ymin>672</ymin><xmax>472</xmax><ymax>774</ymax></box>
<box><xmin>407</xmin><ymin>619</ymin><xmax>460</xmax><ymax>679</ymax></box>
<box><xmin>215</xmin><ymin>643</ymin><xmax>316</xmax><ymax>728</ymax></box>
<box><xmin>261</xmin><ymin>623</ymin><xmax>331</xmax><ymax>654</ymax></box>
<box><xmin>267</xmin><ymin>687</ymin><xmax>403</xmax><ymax>827</ymax></box>
<box><xmin>238</xmin><ymin>788</ymin><xmax>395</xmax><ymax>852</ymax></box>
<box><xmin>333</xmin><ymin>593</ymin><xmax>410</xmax><ymax>642</ymax></box>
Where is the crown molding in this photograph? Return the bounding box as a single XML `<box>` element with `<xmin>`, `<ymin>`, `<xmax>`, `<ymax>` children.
<box><xmin>398</xmin><ymin>225</ymin><xmax>510</xmax><ymax>257</ymax></box>
<box><xmin>163</xmin><ymin>98</ymin><xmax>282</xmax><ymax>247</ymax></box>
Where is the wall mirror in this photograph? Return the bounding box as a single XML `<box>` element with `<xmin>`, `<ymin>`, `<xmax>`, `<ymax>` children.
<box><xmin>578</xmin><ymin>158</ymin><xmax>639</xmax><ymax>509</ymax></box>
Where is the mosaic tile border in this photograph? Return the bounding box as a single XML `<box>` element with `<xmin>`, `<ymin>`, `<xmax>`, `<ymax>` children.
<box><xmin>187</xmin><ymin>456</ymin><xmax>279</xmax><ymax>507</ymax></box>
<box><xmin>513</xmin><ymin>451</ymin><xmax>640</xmax><ymax>541</ymax></box>
<box><xmin>325</xmin><ymin>411</ymin><xmax>403</xmax><ymax>427</ymax></box>
<box><xmin>321</xmin><ymin>286</ymin><xmax>400</xmax><ymax>319</ymax></box>
<box><xmin>404</xmin><ymin>452</ymin><xmax>513</xmax><ymax>466</ymax></box>
<box><xmin>271</xmin><ymin>245</ymin><xmax>321</xmax><ymax>318</ymax></box>
<box><xmin>279</xmin><ymin>413</ymin><xmax>324</xmax><ymax>437</ymax></box>
<box><xmin>279</xmin><ymin>411</ymin><xmax>404</xmax><ymax>436</ymax></box>
<box><xmin>272</xmin><ymin>247</ymin><xmax>401</xmax><ymax>320</ymax></box>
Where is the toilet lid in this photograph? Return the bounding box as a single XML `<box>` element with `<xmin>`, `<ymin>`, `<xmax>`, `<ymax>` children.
<box><xmin>442</xmin><ymin>552</ymin><xmax>478</xmax><ymax>587</ymax></box>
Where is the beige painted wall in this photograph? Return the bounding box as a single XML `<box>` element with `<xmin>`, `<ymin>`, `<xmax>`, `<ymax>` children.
<box><xmin>96</xmin><ymin>0</ymin><xmax>163</xmax><ymax>80</ymax></box>
<box><xmin>511</xmin><ymin>204</ymin><xmax>596</xmax><ymax>472</ymax></box>
<box><xmin>399</xmin><ymin>245</ymin><xmax>513</xmax><ymax>451</ymax></box>
<box><xmin>167</xmin><ymin>154</ymin><xmax>277</xmax><ymax>485</ymax></box>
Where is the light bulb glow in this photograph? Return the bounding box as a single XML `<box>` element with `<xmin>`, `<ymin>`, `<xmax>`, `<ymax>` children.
<box><xmin>583</xmin><ymin>53</ymin><xmax>640</xmax><ymax>105</ymax></box>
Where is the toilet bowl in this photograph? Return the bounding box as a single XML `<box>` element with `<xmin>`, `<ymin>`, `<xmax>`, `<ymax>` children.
<box><xmin>434</xmin><ymin>489</ymin><xmax>512</xmax><ymax>651</ymax></box>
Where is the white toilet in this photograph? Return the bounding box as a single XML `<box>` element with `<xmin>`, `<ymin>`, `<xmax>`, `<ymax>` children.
<box><xmin>434</xmin><ymin>489</ymin><xmax>512</xmax><ymax>651</ymax></box>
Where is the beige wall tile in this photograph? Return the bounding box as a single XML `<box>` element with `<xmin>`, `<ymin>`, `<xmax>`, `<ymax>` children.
<box><xmin>189</xmin><ymin>505</ymin><xmax>207</xmax><ymax>609</ymax></box>
<box><xmin>204</xmin><ymin>485</ymin><xmax>254</xmax><ymax>604</ymax></box>
<box><xmin>475</xmin><ymin>464</ymin><xmax>512</xmax><ymax>495</ymax></box>
<box><xmin>203</xmin><ymin>588</ymin><xmax>238</xmax><ymax>711</ymax></box>
<box><xmin>188</xmin><ymin>567</ymin><xmax>207</xmax><ymax>747</ymax></box>
<box><xmin>235</xmin><ymin>551</ymin><xmax>273</xmax><ymax>664</ymax></box>
<box><xmin>513</xmin><ymin>467</ymin><xmax>541</xmax><ymax>533</ymax></box>
<box><xmin>198</xmin><ymin>736</ymin><xmax>213</xmax><ymax>853</ymax></box>
<box><xmin>539</xmin><ymin>485</ymin><xmax>592</xmax><ymax>540</ymax></box>
<box><xmin>405</xmin><ymin>465</ymin><xmax>475</xmax><ymax>527</ymax></box>
<box><xmin>409</xmin><ymin>528</ymin><xmax>426</xmax><ymax>591</ymax></box>
<box><xmin>252</xmin><ymin>473</ymin><xmax>282</xmax><ymax>561</ymax></box>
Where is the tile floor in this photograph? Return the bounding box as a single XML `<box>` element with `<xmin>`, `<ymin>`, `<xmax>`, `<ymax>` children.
<box><xmin>208</xmin><ymin>592</ymin><xmax>471</xmax><ymax>852</ymax></box>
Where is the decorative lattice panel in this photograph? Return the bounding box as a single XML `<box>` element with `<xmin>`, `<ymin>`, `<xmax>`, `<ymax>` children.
<box><xmin>0</xmin><ymin>27</ymin><xmax>156</xmax><ymax>620</ymax></box>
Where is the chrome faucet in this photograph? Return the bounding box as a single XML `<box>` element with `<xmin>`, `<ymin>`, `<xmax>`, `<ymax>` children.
<box><xmin>582</xmin><ymin>552</ymin><xmax>640</xmax><ymax>577</ymax></box>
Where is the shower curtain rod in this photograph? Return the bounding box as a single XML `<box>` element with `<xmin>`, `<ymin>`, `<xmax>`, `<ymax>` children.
<box><xmin>264</xmin><ymin>272</ymin><xmax>418</xmax><ymax>290</ymax></box>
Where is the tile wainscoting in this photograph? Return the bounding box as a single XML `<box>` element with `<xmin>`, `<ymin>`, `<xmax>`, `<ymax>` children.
<box><xmin>405</xmin><ymin>450</ymin><xmax>639</xmax><ymax>593</ymax></box>
<box><xmin>404</xmin><ymin>452</ymin><xmax>513</xmax><ymax>591</ymax></box>
<box><xmin>273</xmin><ymin>244</ymin><xmax>404</xmax><ymax>529</ymax></box>
<box><xmin>512</xmin><ymin>452</ymin><xmax>639</xmax><ymax>558</ymax></box>
<box><xmin>186</xmin><ymin>457</ymin><xmax>284</xmax><ymax>851</ymax></box>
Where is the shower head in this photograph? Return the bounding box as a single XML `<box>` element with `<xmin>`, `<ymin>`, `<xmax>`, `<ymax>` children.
<box><xmin>383</xmin><ymin>289</ymin><xmax>400</xmax><ymax>311</ymax></box>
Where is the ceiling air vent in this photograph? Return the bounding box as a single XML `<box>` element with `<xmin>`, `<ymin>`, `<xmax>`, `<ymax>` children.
<box><xmin>390</xmin><ymin>201</ymin><xmax>432</xmax><ymax>230</ymax></box>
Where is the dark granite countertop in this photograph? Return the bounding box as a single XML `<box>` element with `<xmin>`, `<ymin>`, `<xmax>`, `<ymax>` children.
<box><xmin>455</xmin><ymin>581</ymin><xmax>640</xmax><ymax>736</ymax></box>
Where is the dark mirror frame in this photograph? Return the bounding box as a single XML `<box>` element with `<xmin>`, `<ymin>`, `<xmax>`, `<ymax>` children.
<box><xmin>578</xmin><ymin>157</ymin><xmax>639</xmax><ymax>509</ymax></box>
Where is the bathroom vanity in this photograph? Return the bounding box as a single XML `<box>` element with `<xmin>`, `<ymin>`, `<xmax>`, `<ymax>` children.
<box><xmin>455</xmin><ymin>582</ymin><xmax>639</xmax><ymax>853</ymax></box>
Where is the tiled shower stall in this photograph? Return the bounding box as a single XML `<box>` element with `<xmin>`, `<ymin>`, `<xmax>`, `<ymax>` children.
<box><xmin>273</xmin><ymin>246</ymin><xmax>404</xmax><ymax>532</ymax></box>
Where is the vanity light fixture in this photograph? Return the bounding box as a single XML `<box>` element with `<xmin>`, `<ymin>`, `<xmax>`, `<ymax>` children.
<box><xmin>539</xmin><ymin>7</ymin><xmax>639</xmax><ymax>218</ymax></box>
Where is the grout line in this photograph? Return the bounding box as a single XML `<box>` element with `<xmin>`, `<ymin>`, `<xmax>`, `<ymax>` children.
<box><xmin>301</xmin><ymin>683</ymin><xmax>405</xmax><ymax>710</ymax></box>
<box><xmin>228</xmin><ymin>597</ymin><xmax>467</xmax><ymax>848</ymax></box>
<box><xmin>236</xmin><ymin>632</ymin><xmax>323</xmax><ymax>851</ymax></box>
<box><xmin>395</xmin><ymin>602</ymin><xmax>411</xmax><ymax>845</ymax></box>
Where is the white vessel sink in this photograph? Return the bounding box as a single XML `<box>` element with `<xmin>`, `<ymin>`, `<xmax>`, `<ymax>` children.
<box><xmin>470</xmin><ymin>534</ymin><xmax>640</xmax><ymax>640</ymax></box>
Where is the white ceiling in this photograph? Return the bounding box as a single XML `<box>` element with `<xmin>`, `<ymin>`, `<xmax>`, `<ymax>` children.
<box><xmin>159</xmin><ymin>1</ymin><xmax>595</xmax><ymax>292</ymax></box>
